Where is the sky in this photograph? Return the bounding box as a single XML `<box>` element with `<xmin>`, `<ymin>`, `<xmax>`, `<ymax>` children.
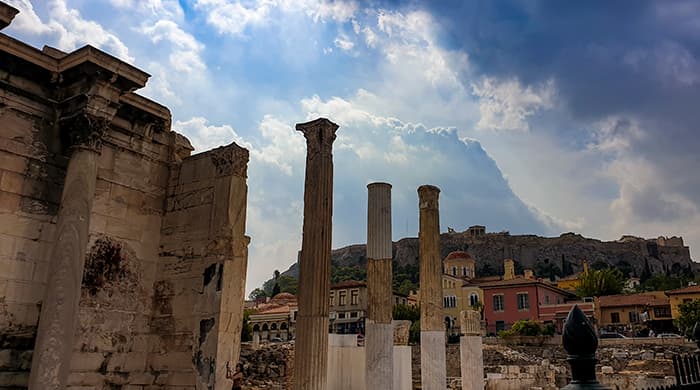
<box><xmin>5</xmin><ymin>0</ymin><xmax>700</xmax><ymax>295</ymax></box>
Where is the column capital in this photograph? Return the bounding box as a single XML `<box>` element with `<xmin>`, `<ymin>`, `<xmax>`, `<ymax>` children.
<box><xmin>296</xmin><ymin>117</ymin><xmax>339</xmax><ymax>157</ymax></box>
<box><xmin>417</xmin><ymin>184</ymin><xmax>440</xmax><ymax>209</ymax></box>
<box><xmin>60</xmin><ymin>113</ymin><xmax>110</xmax><ymax>153</ymax></box>
<box><xmin>209</xmin><ymin>142</ymin><xmax>250</xmax><ymax>178</ymax></box>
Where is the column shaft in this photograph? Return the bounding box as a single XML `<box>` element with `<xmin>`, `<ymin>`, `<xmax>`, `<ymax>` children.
<box><xmin>418</xmin><ymin>185</ymin><xmax>446</xmax><ymax>390</ymax></box>
<box><xmin>460</xmin><ymin>310</ymin><xmax>484</xmax><ymax>390</ymax></box>
<box><xmin>293</xmin><ymin>118</ymin><xmax>338</xmax><ymax>390</ymax></box>
<box><xmin>29</xmin><ymin>147</ymin><xmax>99</xmax><ymax>389</ymax></box>
<box><xmin>366</xmin><ymin>182</ymin><xmax>393</xmax><ymax>390</ymax></box>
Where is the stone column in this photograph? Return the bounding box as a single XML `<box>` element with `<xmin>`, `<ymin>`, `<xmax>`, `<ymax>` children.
<box><xmin>293</xmin><ymin>118</ymin><xmax>339</xmax><ymax>390</ymax></box>
<box><xmin>460</xmin><ymin>310</ymin><xmax>484</xmax><ymax>390</ymax></box>
<box><xmin>366</xmin><ymin>182</ymin><xmax>393</xmax><ymax>390</ymax></box>
<box><xmin>418</xmin><ymin>185</ymin><xmax>446</xmax><ymax>390</ymax></box>
<box><xmin>29</xmin><ymin>114</ymin><xmax>108</xmax><ymax>389</ymax></box>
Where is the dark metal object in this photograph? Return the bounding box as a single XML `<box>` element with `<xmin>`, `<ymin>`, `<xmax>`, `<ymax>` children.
<box><xmin>561</xmin><ymin>305</ymin><xmax>609</xmax><ymax>389</ymax></box>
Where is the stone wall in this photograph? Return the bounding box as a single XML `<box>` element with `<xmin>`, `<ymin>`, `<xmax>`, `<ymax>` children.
<box><xmin>0</xmin><ymin>5</ymin><xmax>250</xmax><ymax>389</ymax></box>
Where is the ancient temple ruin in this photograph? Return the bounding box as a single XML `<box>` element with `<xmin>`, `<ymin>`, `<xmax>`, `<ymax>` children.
<box><xmin>0</xmin><ymin>2</ymin><xmax>250</xmax><ymax>388</ymax></box>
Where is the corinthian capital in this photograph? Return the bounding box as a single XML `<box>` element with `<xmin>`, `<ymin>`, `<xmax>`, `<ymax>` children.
<box><xmin>296</xmin><ymin>117</ymin><xmax>339</xmax><ymax>157</ymax></box>
<box><xmin>61</xmin><ymin>113</ymin><xmax>110</xmax><ymax>152</ymax></box>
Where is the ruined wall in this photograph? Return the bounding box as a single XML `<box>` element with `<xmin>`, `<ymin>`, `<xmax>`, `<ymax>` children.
<box><xmin>0</xmin><ymin>6</ymin><xmax>250</xmax><ymax>388</ymax></box>
<box><xmin>0</xmin><ymin>61</ymin><xmax>64</xmax><ymax>388</ymax></box>
<box><xmin>67</xmin><ymin>100</ymin><xmax>176</xmax><ymax>389</ymax></box>
<box><xmin>151</xmin><ymin>144</ymin><xmax>249</xmax><ymax>389</ymax></box>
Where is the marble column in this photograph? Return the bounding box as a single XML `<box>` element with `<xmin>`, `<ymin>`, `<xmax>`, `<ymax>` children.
<box><xmin>366</xmin><ymin>182</ymin><xmax>393</xmax><ymax>390</ymax></box>
<box><xmin>460</xmin><ymin>310</ymin><xmax>484</xmax><ymax>390</ymax></box>
<box><xmin>418</xmin><ymin>185</ymin><xmax>446</xmax><ymax>390</ymax></box>
<box><xmin>293</xmin><ymin>118</ymin><xmax>339</xmax><ymax>390</ymax></box>
<box><xmin>29</xmin><ymin>114</ymin><xmax>107</xmax><ymax>389</ymax></box>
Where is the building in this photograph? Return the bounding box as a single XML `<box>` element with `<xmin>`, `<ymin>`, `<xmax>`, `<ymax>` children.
<box><xmin>480</xmin><ymin>259</ymin><xmax>578</xmax><ymax>334</ymax></box>
<box><xmin>328</xmin><ymin>280</ymin><xmax>408</xmax><ymax>334</ymax></box>
<box><xmin>555</xmin><ymin>260</ymin><xmax>589</xmax><ymax>292</ymax></box>
<box><xmin>248</xmin><ymin>293</ymin><xmax>298</xmax><ymax>341</ymax></box>
<box><xmin>665</xmin><ymin>284</ymin><xmax>700</xmax><ymax>320</ymax></box>
<box><xmin>440</xmin><ymin>251</ymin><xmax>483</xmax><ymax>334</ymax></box>
<box><xmin>0</xmin><ymin>4</ymin><xmax>250</xmax><ymax>389</ymax></box>
<box><xmin>595</xmin><ymin>291</ymin><xmax>673</xmax><ymax>334</ymax></box>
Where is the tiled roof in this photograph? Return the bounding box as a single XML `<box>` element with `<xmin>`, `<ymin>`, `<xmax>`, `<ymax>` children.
<box><xmin>445</xmin><ymin>251</ymin><xmax>473</xmax><ymax>261</ymax></box>
<box><xmin>665</xmin><ymin>285</ymin><xmax>700</xmax><ymax>295</ymax></box>
<box><xmin>597</xmin><ymin>293</ymin><xmax>669</xmax><ymax>308</ymax></box>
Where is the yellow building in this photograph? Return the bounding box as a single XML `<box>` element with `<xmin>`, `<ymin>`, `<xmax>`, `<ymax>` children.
<box><xmin>555</xmin><ymin>260</ymin><xmax>589</xmax><ymax>292</ymax></box>
<box><xmin>665</xmin><ymin>285</ymin><xmax>700</xmax><ymax>319</ymax></box>
<box><xmin>441</xmin><ymin>251</ymin><xmax>483</xmax><ymax>334</ymax></box>
<box><xmin>595</xmin><ymin>291</ymin><xmax>673</xmax><ymax>333</ymax></box>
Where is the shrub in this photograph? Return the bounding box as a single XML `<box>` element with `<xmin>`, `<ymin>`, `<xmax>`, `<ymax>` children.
<box><xmin>542</xmin><ymin>323</ymin><xmax>556</xmax><ymax>336</ymax></box>
<box><xmin>499</xmin><ymin>319</ymin><xmax>542</xmax><ymax>337</ymax></box>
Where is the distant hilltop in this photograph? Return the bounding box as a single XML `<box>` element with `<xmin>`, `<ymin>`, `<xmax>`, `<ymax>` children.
<box><xmin>280</xmin><ymin>226</ymin><xmax>695</xmax><ymax>281</ymax></box>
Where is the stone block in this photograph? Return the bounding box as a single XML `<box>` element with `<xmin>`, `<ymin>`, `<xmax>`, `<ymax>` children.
<box><xmin>4</xmin><ymin>280</ymin><xmax>44</xmax><ymax>304</ymax></box>
<box><xmin>601</xmin><ymin>366</ymin><xmax>614</xmax><ymax>374</ymax></box>
<box><xmin>149</xmin><ymin>352</ymin><xmax>194</xmax><ymax>370</ymax></box>
<box><xmin>0</xmin><ymin>151</ymin><xmax>28</xmax><ymax>173</ymax></box>
<box><xmin>129</xmin><ymin>372</ymin><xmax>156</xmax><ymax>385</ymax></box>
<box><xmin>106</xmin><ymin>216</ymin><xmax>143</xmax><ymax>241</ymax></box>
<box><xmin>0</xmin><ymin>258</ymin><xmax>34</xmax><ymax>281</ymax></box>
<box><xmin>0</xmin><ymin>371</ymin><xmax>29</xmax><ymax>387</ymax></box>
<box><xmin>165</xmin><ymin>371</ymin><xmax>196</xmax><ymax>385</ymax></box>
<box><xmin>70</xmin><ymin>352</ymin><xmax>106</xmax><ymax>371</ymax></box>
<box><xmin>0</xmin><ymin>190</ymin><xmax>20</xmax><ymax>211</ymax></box>
<box><xmin>0</xmin><ymin>214</ymin><xmax>42</xmax><ymax>240</ymax></box>
<box><xmin>0</xmin><ymin>170</ymin><xmax>24</xmax><ymax>194</ymax></box>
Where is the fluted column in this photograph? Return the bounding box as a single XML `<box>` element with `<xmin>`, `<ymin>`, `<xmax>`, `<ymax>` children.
<box><xmin>460</xmin><ymin>310</ymin><xmax>484</xmax><ymax>390</ymax></box>
<box><xmin>418</xmin><ymin>185</ymin><xmax>446</xmax><ymax>390</ymax></box>
<box><xmin>293</xmin><ymin>118</ymin><xmax>338</xmax><ymax>390</ymax></box>
<box><xmin>29</xmin><ymin>114</ymin><xmax>108</xmax><ymax>389</ymax></box>
<box><xmin>366</xmin><ymin>182</ymin><xmax>393</xmax><ymax>390</ymax></box>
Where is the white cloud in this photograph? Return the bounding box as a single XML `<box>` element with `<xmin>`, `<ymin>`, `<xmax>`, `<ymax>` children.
<box><xmin>624</xmin><ymin>42</ymin><xmax>700</xmax><ymax>86</ymax></box>
<box><xmin>108</xmin><ymin>0</ymin><xmax>184</xmax><ymax>20</ymax></box>
<box><xmin>140</xmin><ymin>20</ymin><xmax>205</xmax><ymax>73</ymax></box>
<box><xmin>471</xmin><ymin>77</ymin><xmax>555</xmax><ymax>131</ymax></box>
<box><xmin>587</xmin><ymin>116</ymin><xmax>645</xmax><ymax>153</ymax></box>
<box><xmin>334</xmin><ymin>34</ymin><xmax>354</xmax><ymax>51</ymax></box>
<box><xmin>194</xmin><ymin>0</ymin><xmax>358</xmax><ymax>36</ymax></box>
<box><xmin>5</xmin><ymin>0</ymin><xmax>133</xmax><ymax>61</ymax></box>
<box><xmin>174</xmin><ymin>117</ymin><xmax>251</xmax><ymax>152</ymax></box>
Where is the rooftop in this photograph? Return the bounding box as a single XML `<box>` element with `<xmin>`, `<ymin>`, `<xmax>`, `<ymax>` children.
<box><xmin>597</xmin><ymin>292</ymin><xmax>669</xmax><ymax>308</ymax></box>
<box><xmin>665</xmin><ymin>284</ymin><xmax>700</xmax><ymax>295</ymax></box>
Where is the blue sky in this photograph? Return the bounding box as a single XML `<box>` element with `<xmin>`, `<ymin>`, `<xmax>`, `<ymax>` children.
<box><xmin>6</xmin><ymin>0</ymin><xmax>700</xmax><ymax>294</ymax></box>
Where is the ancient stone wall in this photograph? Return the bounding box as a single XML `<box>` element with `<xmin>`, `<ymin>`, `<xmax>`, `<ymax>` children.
<box><xmin>0</xmin><ymin>5</ymin><xmax>250</xmax><ymax>388</ymax></box>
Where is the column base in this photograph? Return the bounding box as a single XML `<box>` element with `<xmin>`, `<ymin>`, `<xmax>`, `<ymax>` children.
<box><xmin>366</xmin><ymin>323</ymin><xmax>393</xmax><ymax>390</ymax></box>
<box><xmin>421</xmin><ymin>331</ymin><xmax>447</xmax><ymax>390</ymax></box>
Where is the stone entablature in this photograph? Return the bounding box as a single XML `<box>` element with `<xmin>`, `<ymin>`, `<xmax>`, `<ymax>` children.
<box><xmin>0</xmin><ymin>4</ymin><xmax>250</xmax><ymax>389</ymax></box>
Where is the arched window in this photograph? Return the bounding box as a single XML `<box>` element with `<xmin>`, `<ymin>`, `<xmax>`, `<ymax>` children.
<box><xmin>470</xmin><ymin>293</ymin><xmax>479</xmax><ymax>307</ymax></box>
<box><xmin>253</xmin><ymin>324</ymin><xmax>260</xmax><ymax>332</ymax></box>
<box><xmin>462</xmin><ymin>266</ymin><xmax>467</xmax><ymax>277</ymax></box>
<box><xmin>452</xmin><ymin>266</ymin><xmax>457</xmax><ymax>276</ymax></box>
<box><xmin>271</xmin><ymin>323</ymin><xmax>278</xmax><ymax>330</ymax></box>
<box><xmin>451</xmin><ymin>296</ymin><xmax>456</xmax><ymax>307</ymax></box>
<box><xmin>262</xmin><ymin>323</ymin><xmax>268</xmax><ymax>331</ymax></box>
<box><xmin>280</xmin><ymin>322</ymin><xmax>288</xmax><ymax>330</ymax></box>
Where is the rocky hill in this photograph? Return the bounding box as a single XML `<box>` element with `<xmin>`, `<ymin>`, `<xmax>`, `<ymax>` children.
<box><xmin>279</xmin><ymin>230</ymin><xmax>696</xmax><ymax>282</ymax></box>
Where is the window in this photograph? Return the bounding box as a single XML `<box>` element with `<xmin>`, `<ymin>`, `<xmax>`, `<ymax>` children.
<box><xmin>330</xmin><ymin>292</ymin><xmax>335</xmax><ymax>306</ymax></box>
<box><xmin>629</xmin><ymin>311</ymin><xmax>639</xmax><ymax>323</ymax></box>
<box><xmin>495</xmin><ymin>321</ymin><xmax>506</xmax><ymax>332</ymax></box>
<box><xmin>470</xmin><ymin>293</ymin><xmax>479</xmax><ymax>307</ymax></box>
<box><xmin>654</xmin><ymin>306</ymin><xmax>671</xmax><ymax>318</ymax></box>
<box><xmin>443</xmin><ymin>296</ymin><xmax>456</xmax><ymax>308</ymax></box>
<box><xmin>517</xmin><ymin>293</ymin><xmax>529</xmax><ymax>310</ymax></box>
<box><xmin>338</xmin><ymin>312</ymin><xmax>346</xmax><ymax>319</ymax></box>
<box><xmin>351</xmin><ymin>289</ymin><xmax>359</xmax><ymax>305</ymax></box>
<box><xmin>462</xmin><ymin>266</ymin><xmax>467</xmax><ymax>277</ymax></box>
<box><xmin>611</xmin><ymin>312</ymin><xmax>620</xmax><ymax>323</ymax></box>
<box><xmin>452</xmin><ymin>266</ymin><xmax>457</xmax><ymax>276</ymax></box>
<box><xmin>350</xmin><ymin>311</ymin><xmax>358</xmax><ymax>318</ymax></box>
<box><xmin>545</xmin><ymin>295</ymin><xmax>550</xmax><ymax>304</ymax></box>
<box><xmin>683</xmin><ymin>298</ymin><xmax>693</xmax><ymax>304</ymax></box>
<box><xmin>493</xmin><ymin>295</ymin><xmax>504</xmax><ymax>311</ymax></box>
<box><xmin>556</xmin><ymin>297</ymin><xmax>561</xmax><ymax>304</ymax></box>
<box><xmin>339</xmin><ymin>291</ymin><xmax>346</xmax><ymax>306</ymax></box>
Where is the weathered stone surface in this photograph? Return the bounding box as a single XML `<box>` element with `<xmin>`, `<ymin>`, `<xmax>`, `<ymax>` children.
<box><xmin>0</xmin><ymin>11</ymin><xmax>250</xmax><ymax>390</ymax></box>
<box><xmin>293</xmin><ymin>118</ymin><xmax>338</xmax><ymax>390</ymax></box>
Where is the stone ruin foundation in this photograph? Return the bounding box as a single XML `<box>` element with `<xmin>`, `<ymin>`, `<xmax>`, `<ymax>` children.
<box><xmin>0</xmin><ymin>2</ymin><xmax>250</xmax><ymax>388</ymax></box>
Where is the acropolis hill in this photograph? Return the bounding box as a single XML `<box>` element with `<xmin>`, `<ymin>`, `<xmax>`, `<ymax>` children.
<box><xmin>279</xmin><ymin>227</ymin><xmax>695</xmax><ymax>282</ymax></box>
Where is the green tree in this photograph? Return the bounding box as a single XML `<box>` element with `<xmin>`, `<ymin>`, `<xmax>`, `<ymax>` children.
<box><xmin>409</xmin><ymin>320</ymin><xmax>421</xmax><ymax>344</ymax></box>
<box><xmin>535</xmin><ymin>260</ymin><xmax>562</xmax><ymax>281</ymax></box>
<box><xmin>499</xmin><ymin>319</ymin><xmax>542</xmax><ymax>337</ymax></box>
<box><xmin>271</xmin><ymin>270</ymin><xmax>281</xmax><ymax>296</ymax></box>
<box><xmin>640</xmin><ymin>274</ymin><xmax>686</xmax><ymax>292</ymax></box>
<box><xmin>263</xmin><ymin>275</ymin><xmax>298</xmax><ymax>296</ymax></box>
<box><xmin>241</xmin><ymin>308</ymin><xmax>254</xmax><ymax>342</ymax></box>
<box><xmin>393</xmin><ymin>304</ymin><xmax>420</xmax><ymax>322</ymax></box>
<box><xmin>675</xmin><ymin>299</ymin><xmax>700</xmax><ymax>338</ymax></box>
<box><xmin>248</xmin><ymin>288</ymin><xmax>267</xmax><ymax>301</ymax></box>
<box><xmin>576</xmin><ymin>268</ymin><xmax>624</xmax><ymax>298</ymax></box>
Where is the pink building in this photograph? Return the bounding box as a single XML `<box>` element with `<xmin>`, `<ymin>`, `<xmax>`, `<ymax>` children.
<box><xmin>479</xmin><ymin>260</ymin><xmax>578</xmax><ymax>334</ymax></box>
